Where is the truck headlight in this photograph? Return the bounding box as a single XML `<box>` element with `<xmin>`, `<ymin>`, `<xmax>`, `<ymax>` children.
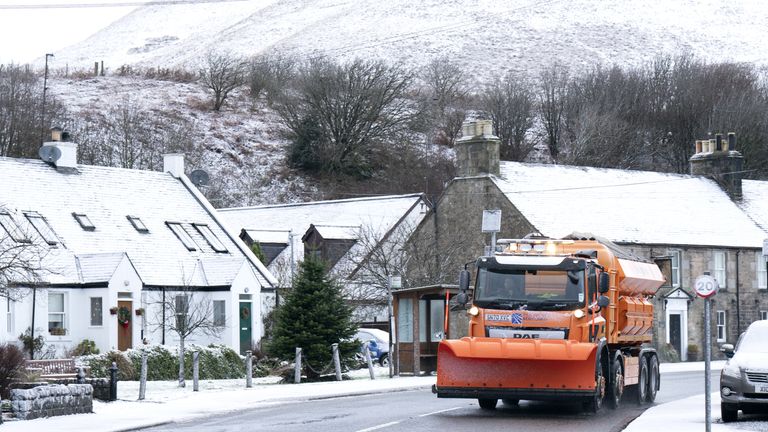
<box><xmin>468</xmin><ymin>306</ymin><xmax>479</xmax><ymax>316</ymax></box>
<box><xmin>573</xmin><ymin>309</ymin><xmax>585</xmax><ymax>319</ymax></box>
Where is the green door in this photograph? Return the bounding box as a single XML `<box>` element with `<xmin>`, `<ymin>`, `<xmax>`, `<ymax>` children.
<box><xmin>239</xmin><ymin>302</ymin><xmax>252</xmax><ymax>355</ymax></box>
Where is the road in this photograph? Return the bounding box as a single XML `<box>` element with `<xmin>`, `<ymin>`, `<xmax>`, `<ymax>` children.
<box><xmin>146</xmin><ymin>370</ymin><xmax>720</xmax><ymax>432</ymax></box>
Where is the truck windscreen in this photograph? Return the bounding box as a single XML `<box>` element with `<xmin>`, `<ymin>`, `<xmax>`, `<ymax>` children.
<box><xmin>474</xmin><ymin>268</ymin><xmax>585</xmax><ymax>310</ymax></box>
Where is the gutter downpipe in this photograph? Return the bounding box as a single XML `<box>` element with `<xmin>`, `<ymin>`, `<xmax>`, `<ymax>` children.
<box><xmin>735</xmin><ymin>250</ymin><xmax>741</xmax><ymax>336</ymax></box>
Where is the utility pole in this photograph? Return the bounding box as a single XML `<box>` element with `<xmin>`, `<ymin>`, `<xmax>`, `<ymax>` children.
<box><xmin>40</xmin><ymin>53</ymin><xmax>54</xmax><ymax>144</ymax></box>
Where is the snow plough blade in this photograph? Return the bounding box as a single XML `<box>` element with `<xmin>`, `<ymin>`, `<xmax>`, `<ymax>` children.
<box><xmin>434</xmin><ymin>338</ymin><xmax>599</xmax><ymax>401</ymax></box>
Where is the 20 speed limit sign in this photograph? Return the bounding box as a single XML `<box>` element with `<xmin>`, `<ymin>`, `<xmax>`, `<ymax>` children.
<box><xmin>694</xmin><ymin>274</ymin><xmax>719</xmax><ymax>299</ymax></box>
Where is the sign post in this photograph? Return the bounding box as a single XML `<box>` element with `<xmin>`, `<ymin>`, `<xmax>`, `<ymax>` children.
<box><xmin>694</xmin><ymin>273</ymin><xmax>719</xmax><ymax>432</ymax></box>
<box><xmin>387</xmin><ymin>275</ymin><xmax>401</xmax><ymax>378</ymax></box>
<box><xmin>481</xmin><ymin>209</ymin><xmax>502</xmax><ymax>253</ymax></box>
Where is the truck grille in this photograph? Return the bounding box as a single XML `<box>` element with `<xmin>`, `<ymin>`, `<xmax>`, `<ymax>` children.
<box><xmin>746</xmin><ymin>371</ymin><xmax>768</xmax><ymax>383</ymax></box>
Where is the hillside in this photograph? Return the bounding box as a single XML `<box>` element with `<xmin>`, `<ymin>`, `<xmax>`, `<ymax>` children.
<box><xmin>47</xmin><ymin>0</ymin><xmax>768</xmax><ymax>82</ymax></box>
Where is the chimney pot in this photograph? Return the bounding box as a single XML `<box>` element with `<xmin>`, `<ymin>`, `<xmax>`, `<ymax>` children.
<box><xmin>695</xmin><ymin>140</ymin><xmax>703</xmax><ymax>154</ymax></box>
<box><xmin>727</xmin><ymin>132</ymin><xmax>736</xmax><ymax>151</ymax></box>
<box><xmin>456</xmin><ymin>120</ymin><xmax>500</xmax><ymax>177</ymax></box>
<box><xmin>715</xmin><ymin>134</ymin><xmax>723</xmax><ymax>151</ymax></box>
<box><xmin>163</xmin><ymin>153</ymin><xmax>185</xmax><ymax>178</ymax></box>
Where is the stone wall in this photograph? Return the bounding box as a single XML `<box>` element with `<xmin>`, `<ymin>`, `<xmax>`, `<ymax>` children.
<box><xmin>49</xmin><ymin>377</ymin><xmax>111</xmax><ymax>401</ymax></box>
<box><xmin>10</xmin><ymin>384</ymin><xmax>93</xmax><ymax>420</ymax></box>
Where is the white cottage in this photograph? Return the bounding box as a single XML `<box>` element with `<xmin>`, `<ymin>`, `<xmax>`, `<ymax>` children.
<box><xmin>219</xmin><ymin>194</ymin><xmax>429</xmax><ymax>324</ymax></box>
<box><xmin>0</xmin><ymin>137</ymin><xmax>276</xmax><ymax>357</ymax></box>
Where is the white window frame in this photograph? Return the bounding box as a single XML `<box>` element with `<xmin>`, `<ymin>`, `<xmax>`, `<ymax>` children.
<box><xmin>713</xmin><ymin>251</ymin><xmax>727</xmax><ymax>289</ymax></box>
<box><xmin>6</xmin><ymin>298</ymin><xmax>14</xmax><ymax>334</ymax></box>
<box><xmin>758</xmin><ymin>252</ymin><xmax>767</xmax><ymax>290</ymax></box>
<box><xmin>48</xmin><ymin>292</ymin><xmax>67</xmax><ymax>335</ymax></box>
<box><xmin>716</xmin><ymin>310</ymin><xmax>726</xmax><ymax>342</ymax></box>
<box><xmin>90</xmin><ymin>297</ymin><xmax>103</xmax><ymax>327</ymax></box>
<box><xmin>213</xmin><ymin>300</ymin><xmax>226</xmax><ymax>327</ymax></box>
<box><xmin>670</xmin><ymin>250</ymin><xmax>682</xmax><ymax>288</ymax></box>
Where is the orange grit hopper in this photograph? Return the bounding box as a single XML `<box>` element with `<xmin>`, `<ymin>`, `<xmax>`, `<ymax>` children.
<box><xmin>433</xmin><ymin>234</ymin><xmax>665</xmax><ymax>413</ymax></box>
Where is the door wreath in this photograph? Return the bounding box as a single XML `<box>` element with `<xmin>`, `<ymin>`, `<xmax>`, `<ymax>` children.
<box><xmin>240</xmin><ymin>306</ymin><xmax>250</xmax><ymax>320</ymax></box>
<box><xmin>118</xmin><ymin>306</ymin><xmax>131</xmax><ymax>328</ymax></box>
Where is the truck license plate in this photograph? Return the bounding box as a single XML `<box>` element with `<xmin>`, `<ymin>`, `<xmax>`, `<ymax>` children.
<box><xmin>757</xmin><ymin>384</ymin><xmax>768</xmax><ymax>393</ymax></box>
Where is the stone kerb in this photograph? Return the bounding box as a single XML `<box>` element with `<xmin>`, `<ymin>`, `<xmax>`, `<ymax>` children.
<box><xmin>10</xmin><ymin>384</ymin><xmax>93</xmax><ymax>420</ymax></box>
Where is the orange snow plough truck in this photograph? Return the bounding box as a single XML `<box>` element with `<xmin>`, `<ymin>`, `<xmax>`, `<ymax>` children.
<box><xmin>433</xmin><ymin>236</ymin><xmax>666</xmax><ymax>412</ymax></box>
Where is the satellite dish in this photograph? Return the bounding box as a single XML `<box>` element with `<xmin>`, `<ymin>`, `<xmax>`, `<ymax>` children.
<box><xmin>38</xmin><ymin>145</ymin><xmax>62</xmax><ymax>163</ymax></box>
<box><xmin>189</xmin><ymin>169</ymin><xmax>210</xmax><ymax>187</ymax></box>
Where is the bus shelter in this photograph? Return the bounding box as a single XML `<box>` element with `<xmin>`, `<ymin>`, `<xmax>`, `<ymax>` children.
<box><xmin>392</xmin><ymin>284</ymin><xmax>472</xmax><ymax>375</ymax></box>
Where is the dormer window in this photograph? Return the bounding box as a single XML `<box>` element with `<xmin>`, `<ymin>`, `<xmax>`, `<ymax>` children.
<box><xmin>167</xmin><ymin>222</ymin><xmax>197</xmax><ymax>251</ymax></box>
<box><xmin>127</xmin><ymin>216</ymin><xmax>149</xmax><ymax>233</ymax></box>
<box><xmin>72</xmin><ymin>213</ymin><xmax>95</xmax><ymax>231</ymax></box>
<box><xmin>24</xmin><ymin>211</ymin><xmax>59</xmax><ymax>245</ymax></box>
<box><xmin>0</xmin><ymin>212</ymin><xmax>30</xmax><ymax>243</ymax></box>
<box><xmin>193</xmin><ymin>223</ymin><xmax>228</xmax><ymax>253</ymax></box>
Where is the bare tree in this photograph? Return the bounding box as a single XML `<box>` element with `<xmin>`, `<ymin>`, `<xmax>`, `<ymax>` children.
<box><xmin>538</xmin><ymin>63</ymin><xmax>570</xmax><ymax>162</ymax></box>
<box><xmin>0</xmin><ymin>207</ymin><xmax>47</xmax><ymax>301</ymax></box>
<box><xmin>199</xmin><ymin>51</ymin><xmax>247</xmax><ymax>111</ymax></box>
<box><xmin>247</xmin><ymin>53</ymin><xmax>297</xmax><ymax>103</ymax></box>
<box><xmin>147</xmin><ymin>283</ymin><xmax>223</xmax><ymax>388</ymax></box>
<box><xmin>481</xmin><ymin>74</ymin><xmax>536</xmax><ymax>161</ymax></box>
<box><xmin>275</xmin><ymin>57</ymin><xmax>414</xmax><ymax>177</ymax></box>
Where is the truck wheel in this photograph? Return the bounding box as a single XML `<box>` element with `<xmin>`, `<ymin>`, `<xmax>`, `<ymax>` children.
<box><xmin>607</xmin><ymin>358</ymin><xmax>624</xmax><ymax>409</ymax></box>
<box><xmin>635</xmin><ymin>356</ymin><xmax>648</xmax><ymax>405</ymax></box>
<box><xmin>721</xmin><ymin>403</ymin><xmax>738</xmax><ymax>422</ymax></box>
<box><xmin>584</xmin><ymin>361</ymin><xmax>606</xmax><ymax>413</ymax></box>
<box><xmin>647</xmin><ymin>355</ymin><xmax>659</xmax><ymax>403</ymax></box>
<box><xmin>478</xmin><ymin>398</ymin><xmax>498</xmax><ymax>410</ymax></box>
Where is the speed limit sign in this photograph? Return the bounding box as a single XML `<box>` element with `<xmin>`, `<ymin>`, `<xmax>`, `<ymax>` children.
<box><xmin>694</xmin><ymin>274</ymin><xmax>719</xmax><ymax>298</ymax></box>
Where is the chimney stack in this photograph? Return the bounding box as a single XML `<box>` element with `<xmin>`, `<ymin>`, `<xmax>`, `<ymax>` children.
<box><xmin>456</xmin><ymin>120</ymin><xmax>500</xmax><ymax>177</ymax></box>
<box><xmin>690</xmin><ymin>131</ymin><xmax>743</xmax><ymax>200</ymax></box>
<box><xmin>163</xmin><ymin>153</ymin><xmax>185</xmax><ymax>178</ymax></box>
<box><xmin>40</xmin><ymin>127</ymin><xmax>78</xmax><ymax>172</ymax></box>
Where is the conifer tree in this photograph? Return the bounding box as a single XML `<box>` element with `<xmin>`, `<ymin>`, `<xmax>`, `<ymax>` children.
<box><xmin>268</xmin><ymin>257</ymin><xmax>358</xmax><ymax>379</ymax></box>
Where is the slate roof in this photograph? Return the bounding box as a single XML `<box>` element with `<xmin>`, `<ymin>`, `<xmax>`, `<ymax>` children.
<box><xmin>0</xmin><ymin>156</ymin><xmax>274</xmax><ymax>288</ymax></box>
<box><xmin>493</xmin><ymin>161</ymin><xmax>767</xmax><ymax>248</ymax></box>
<box><xmin>220</xmin><ymin>194</ymin><xmax>427</xmax><ymax>276</ymax></box>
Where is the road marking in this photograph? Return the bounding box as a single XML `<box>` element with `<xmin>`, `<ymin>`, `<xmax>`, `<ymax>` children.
<box><xmin>355</xmin><ymin>421</ymin><xmax>401</xmax><ymax>432</ymax></box>
<box><xmin>418</xmin><ymin>406</ymin><xmax>464</xmax><ymax>417</ymax></box>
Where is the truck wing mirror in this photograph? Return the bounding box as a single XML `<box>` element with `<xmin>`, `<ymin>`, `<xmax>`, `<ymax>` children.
<box><xmin>597</xmin><ymin>295</ymin><xmax>610</xmax><ymax>309</ymax></box>
<box><xmin>459</xmin><ymin>269</ymin><xmax>470</xmax><ymax>293</ymax></box>
<box><xmin>598</xmin><ymin>272</ymin><xmax>610</xmax><ymax>294</ymax></box>
<box><xmin>454</xmin><ymin>292</ymin><xmax>468</xmax><ymax>306</ymax></box>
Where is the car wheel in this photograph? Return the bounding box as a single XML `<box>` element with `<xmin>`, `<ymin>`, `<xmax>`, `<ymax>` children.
<box><xmin>379</xmin><ymin>353</ymin><xmax>389</xmax><ymax>367</ymax></box>
<box><xmin>647</xmin><ymin>354</ymin><xmax>659</xmax><ymax>403</ymax></box>
<box><xmin>478</xmin><ymin>398</ymin><xmax>498</xmax><ymax>410</ymax></box>
<box><xmin>721</xmin><ymin>403</ymin><xmax>738</xmax><ymax>422</ymax></box>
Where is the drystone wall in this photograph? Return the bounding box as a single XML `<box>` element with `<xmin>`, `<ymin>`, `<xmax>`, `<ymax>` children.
<box><xmin>10</xmin><ymin>384</ymin><xmax>93</xmax><ymax>420</ymax></box>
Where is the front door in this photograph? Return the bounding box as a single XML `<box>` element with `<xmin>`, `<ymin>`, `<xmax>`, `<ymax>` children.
<box><xmin>117</xmin><ymin>300</ymin><xmax>133</xmax><ymax>351</ymax></box>
<box><xmin>669</xmin><ymin>313</ymin><xmax>682</xmax><ymax>359</ymax></box>
<box><xmin>239</xmin><ymin>302</ymin><xmax>252</xmax><ymax>355</ymax></box>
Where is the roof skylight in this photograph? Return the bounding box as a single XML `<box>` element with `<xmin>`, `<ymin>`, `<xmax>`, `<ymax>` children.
<box><xmin>167</xmin><ymin>222</ymin><xmax>198</xmax><ymax>251</ymax></box>
<box><xmin>24</xmin><ymin>211</ymin><xmax>59</xmax><ymax>245</ymax></box>
<box><xmin>127</xmin><ymin>216</ymin><xmax>149</xmax><ymax>233</ymax></box>
<box><xmin>72</xmin><ymin>213</ymin><xmax>95</xmax><ymax>231</ymax></box>
<box><xmin>193</xmin><ymin>223</ymin><xmax>228</xmax><ymax>253</ymax></box>
<box><xmin>0</xmin><ymin>212</ymin><xmax>30</xmax><ymax>243</ymax></box>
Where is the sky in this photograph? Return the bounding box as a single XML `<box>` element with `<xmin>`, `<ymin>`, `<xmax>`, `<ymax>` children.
<box><xmin>0</xmin><ymin>1</ymin><xmax>142</xmax><ymax>64</ymax></box>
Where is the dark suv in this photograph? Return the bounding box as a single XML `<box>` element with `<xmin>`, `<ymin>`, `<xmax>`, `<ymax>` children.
<box><xmin>720</xmin><ymin>320</ymin><xmax>768</xmax><ymax>422</ymax></box>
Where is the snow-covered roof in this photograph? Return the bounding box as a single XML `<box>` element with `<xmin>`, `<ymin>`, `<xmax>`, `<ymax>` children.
<box><xmin>0</xmin><ymin>156</ymin><xmax>273</xmax><ymax>288</ymax></box>
<box><xmin>220</xmin><ymin>194</ymin><xmax>427</xmax><ymax>277</ymax></box>
<box><xmin>740</xmin><ymin>180</ymin><xmax>768</xmax><ymax>234</ymax></box>
<box><xmin>493</xmin><ymin>161</ymin><xmax>767</xmax><ymax>248</ymax></box>
<box><xmin>241</xmin><ymin>229</ymin><xmax>290</xmax><ymax>245</ymax></box>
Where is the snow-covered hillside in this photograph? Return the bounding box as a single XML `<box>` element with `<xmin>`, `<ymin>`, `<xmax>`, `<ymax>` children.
<box><xmin>46</xmin><ymin>0</ymin><xmax>768</xmax><ymax>82</ymax></box>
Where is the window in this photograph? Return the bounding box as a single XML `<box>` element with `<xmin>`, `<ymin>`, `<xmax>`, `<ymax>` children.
<box><xmin>716</xmin><ymin>310</ymin><xmax>726</xmax><ymax>342</ymax></box>
<box><xmin>670</xmin><ymin>250</ymin><xmax>682</xmax><ymax>288</ymax></box>
<box><xmin>24</xmin><ymin>211</ymin><xmax>59</xmax><ymax>245</ymax></box>
<box><xmin>127</xmin><ymin>216</ymin><xmax>149</xmax><ymax>233</ymax></box>
<box><xmin>213</xmin><ymin>300</ymin><xmax>226</xmax><ymax>327</ymax></box>
<box><xmin>167</xmin><ymin>222</ymin><xmax>198</xmax><ymax>251</ymax></box>
<box><xmin>758</xmin><ymin>252</ymin><xmax>767</xmax><ymax>290</ymax></box>
<box><xmin>713</xmin><ymin>251</ymin><xmax>727</xmax><ymax>289</ymax></box>
<box><xmin>0</xmin><ymin>212</ymin><xmax>29</xmax><ymax>243</ymax></box>
<box><xmin>760</xmin><ymin>311</ymin><xmax>768</xmax><ymax>321</ymax></box>
<box><xmin>6</xmin><ymin>298</ymin><xmax>13</xmax><ymax>334</ymax></box>
<box><xmin>193</xmin><ymin>223</ymin><xmax>228</xmax><ymax>253</ymax></box>
<box><xmin>398</xmin><ymin>298</ymin><xmax>413</xmax><ymax>343</ymax></box>
<box><xmin>72</xmin><ymin>213</ymin><xmax>95</xmax><ymax>231</ymax></box>
<box><xmin>90</xmin><ymin>297</ymin><xmax>103</xmax><ymax>326</ymax></box>
<box><xmin>48</xmin><ymin>292</ymin><xmax>66</xmax><ymax>334</ymax></box>
<box><xmin>175</xmin><ymin>295</ymin><xmax>189</xmax><ymax>329</ymax></box>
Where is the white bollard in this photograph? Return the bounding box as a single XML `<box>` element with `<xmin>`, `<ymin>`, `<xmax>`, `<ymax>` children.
<box><xmin>364</xmin><ymin>345</ymin><xmax>375</xmax><ymax>380</ymax></box>
<box><xmin>294</xmin><ymin>347</ymin><xmax>302</xmax><ymax>384</ymax></box>
<box><xmin>192</xmin><ymin>351</ymin><xmax>199</xmax><ymax>392</ymax></box>
<box><xmin>138</xmin><ymin>349</ymin><xmax>148</xmax><ymax>400</ymax></box>
<box><xmin>332</xmin><ymin>343</ymin><xmax>342</xmax><ymax>381</ymax></box>
<box><xmin>246</xmin><ymin>350</ymin><xmax>253</xmax><ymax>388</ymax></box>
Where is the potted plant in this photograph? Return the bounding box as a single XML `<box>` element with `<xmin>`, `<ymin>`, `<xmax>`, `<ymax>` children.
<box><xmin>49</xmin><ymin>327</ymin><xmax>67</xmax><ymax>336</ymax></box>
<box><xmin>109</xmin><ymin>306</ymin><xmax>119</xmax><ymax>315</ymax></box>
